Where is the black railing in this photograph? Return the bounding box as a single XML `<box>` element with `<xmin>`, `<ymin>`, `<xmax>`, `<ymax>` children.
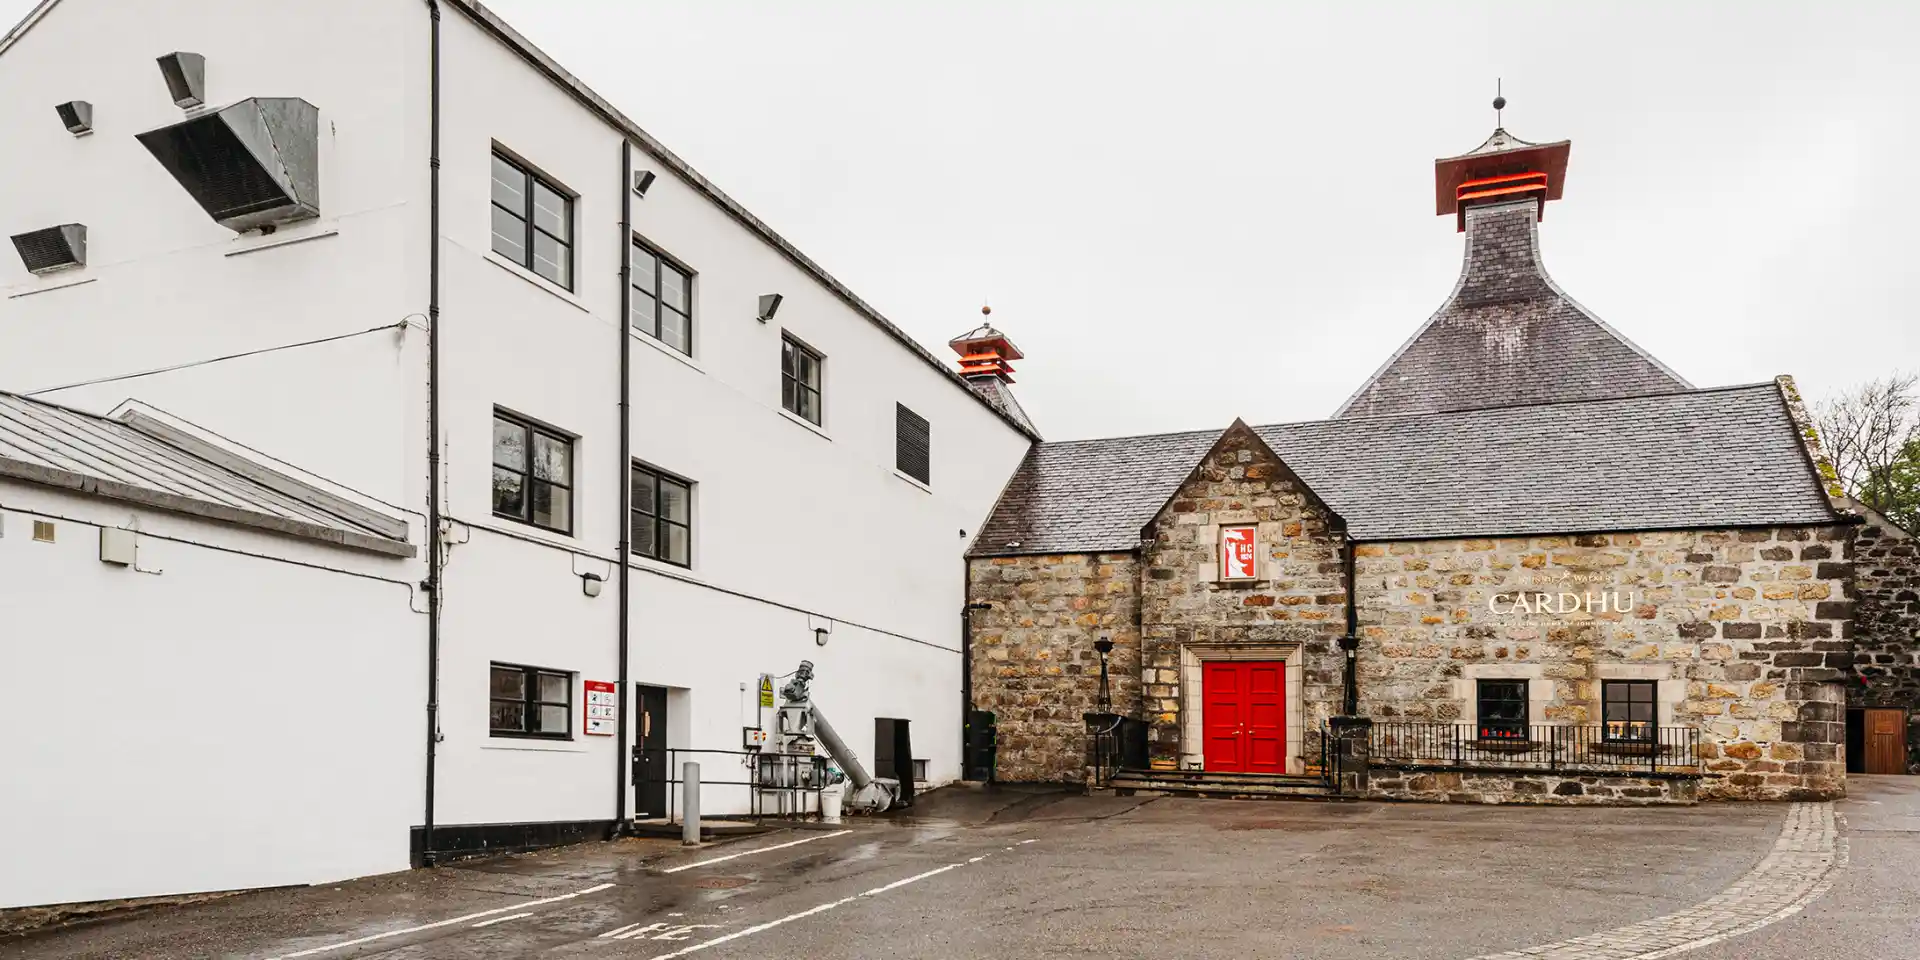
<box><xmin>635</xmin><ymin>747</ymin><xmax>829</xmax><ymax>822</ymax></box>
<box><xmin>1369</xmin><ymin>723</ymin><xmax>1700</xmax><ymax>774</ymax></box>
<box><xmin>1084</xmin><ymin>712</ymin><xmax>1124</xmax><ymax>787</ymax></box>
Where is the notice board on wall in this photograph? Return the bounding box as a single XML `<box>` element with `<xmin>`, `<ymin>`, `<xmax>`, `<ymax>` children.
<box><xmin>584</xmin><ymin>680</ymin><xmax>616</xmax><ymax>736</ymax></box>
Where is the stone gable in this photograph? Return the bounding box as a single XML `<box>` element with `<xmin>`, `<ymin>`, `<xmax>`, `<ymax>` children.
<box><xmin>1849</xmin><ymin>512</ymin><xmax>1920</xmax><ymax>772</ymax></box>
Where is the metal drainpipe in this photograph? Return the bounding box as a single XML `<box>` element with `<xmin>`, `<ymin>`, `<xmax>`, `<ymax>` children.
<box><xmin>614</xmin><ymin>139</ymin><xmax>634</xmax><ymax>829</ymax></box>
<box><xmin>1341</xmin><ymin>535</ymin><xmax>1359</xmax><ymax>716</ymax></box>
<box><xmin>959</xmin><ymin>559</ymin><xmax>972</xmax><ymax>774</ymax></box>
<box><xmin>420</xmin><ymin>0</ymin><xmax>444</xmax><ymax>868</ymax></box>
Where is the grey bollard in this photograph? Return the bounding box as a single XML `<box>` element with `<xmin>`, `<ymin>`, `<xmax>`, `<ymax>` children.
<box><xmin>681</xmin><ymin>761</ymin><xmax>701</xmax><ymax>846</ymax></box>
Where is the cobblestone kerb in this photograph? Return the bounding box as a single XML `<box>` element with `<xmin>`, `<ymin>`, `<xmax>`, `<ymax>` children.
<box><xmin>1466</xmin><ymin>802</ymin><xmax>1843</xmax><ymax>960</ymax></box>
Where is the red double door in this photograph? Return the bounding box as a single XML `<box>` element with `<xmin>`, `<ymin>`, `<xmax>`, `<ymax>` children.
<box><xmin>1202</xmin><ymin>661</ymin><xmax>1286</xmax><ymax>774</ymax></box>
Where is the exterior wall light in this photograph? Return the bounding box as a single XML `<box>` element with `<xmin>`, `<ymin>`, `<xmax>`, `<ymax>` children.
<box><xmin>814</xmin><ymin>626</ymin><xmax>829</xmax><ymax>647</ymax></box>
<box><xmin>757</xmin><ymin>293</ymin><xmax>783</xmax><ymax>323</ymax></box>
<box><xmin>580</xmin><ymin>571</ymin><xmax>604</xmax><ymax>597</ymax></box>
<box><xmin>632</xmin><ymin>170</ymin><xmax>657</xmax><ymax>197</ymax></box>
<box><xmin>56</xmin><ymin>101</ymin><xmax>92</xmax><ymax>136</ymax></box>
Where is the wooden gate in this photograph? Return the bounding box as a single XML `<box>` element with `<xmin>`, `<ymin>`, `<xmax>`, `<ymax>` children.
<box><xmin>1863</xmin><ymin>708</ymin><xmax>1908</xmax><ymax>775</ymax></box>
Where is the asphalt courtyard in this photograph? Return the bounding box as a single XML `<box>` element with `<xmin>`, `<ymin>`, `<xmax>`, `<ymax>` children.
<box><xmin>4</xmin><ymin>777</ymin><xmax>1913</xmax><ymax>960</ymax></box>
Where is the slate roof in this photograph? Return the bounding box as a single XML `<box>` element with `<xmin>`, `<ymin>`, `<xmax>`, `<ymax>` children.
<box><xmin>1335</xmin><ymin>199</ymin><xmax>1690</xmax><ymax>419</ymax></box>
<box><xmin>0</xmin><ymin>393</ymin><xmax>414</xmax><ymax>556</ymax></box>
<box><xmin>972</xmin><ymin>383</ymin><xmax>1839</xmax><ymax>555</ymax></box>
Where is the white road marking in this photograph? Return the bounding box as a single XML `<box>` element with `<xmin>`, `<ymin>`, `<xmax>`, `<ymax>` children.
<box><xmin>470</xmin><ymin>912</ymin><xmax>533</xmax><ymax>929</ymax></box>
<box><xmin>661</xmin><ymin>829</ymin><xmax>853</xmax><ymax>874</ymax></box>
<box><xmin>264</xmin><ymin>882</ymin><xmax>614</xmax><ymax>959</ymax></box>
<box><xmin>600</xmin><ymin>922</ymin><xmax>645</xmax><ymax>939</ymax></box>
<box><xmin>640</xmin><ymin>843</ymin><xmax>1032</xmax><ymax>959</ymax></box>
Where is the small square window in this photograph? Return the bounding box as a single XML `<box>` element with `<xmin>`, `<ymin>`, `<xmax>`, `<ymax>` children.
<box><xmin>1476</xmin><ymin>679</ymin><xmax>1528</xmax><ymax>740</ymax></box>
<box><xmin>489</xmin><ymin>662</ymin><xmax>572</xmax><ymax>739</ymax></box>
<box><xmin>490</xmin><ymin>150</ymin><xmax>573</xmax><ymax>290</ymax></box>
<box><xmin>1603</xmin><ymin>680</ymin><xmax>1657</xmax><ymax>742</ymax></box>
<box><xmin>781</xmin><ymin>334</ymin><xmax>823</xmax><ymax>425</ymax></box>
<box><xmin>492</xmin><ymin>410</ymin><xmax>573</xmax><ymax>534</ymax></box>
<box><xmin>1219</xmin><ymin>525</ymin><xmax>1257</xmax><ymax>580</ymax></box>
<box><xmin>631</xmin><ymin>462</ymin><xmax>692</xmax><ymax>567</ymax></box>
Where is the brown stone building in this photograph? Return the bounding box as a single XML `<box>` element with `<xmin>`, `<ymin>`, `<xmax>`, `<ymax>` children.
<box><xmin>959</xmin><ymin>121</ymin><xmax>1920</xmax><ymax>804</ymax></box>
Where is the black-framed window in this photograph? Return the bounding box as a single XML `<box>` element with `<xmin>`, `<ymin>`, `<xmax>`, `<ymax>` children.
<box><xmin>1603</xmin><ymin>680</ymin><xmax>1657</xmax><ymax>742</ymax></box>
<box><xmin>781</xmin><ymin>334</ymin><xmax>823</xmax><ymax>425</ymax></box>
<box><xmin>895</xmin><ymin>403</ymin><xmax>930</xmax><ymax>484</ymax></box>
<box><xmin>492</xmin><ymin>410</ymin><xmax>573</xmax><ymax>534</ymax></box>
<box><xmin>630</xmin><ymin>462</ymin><xmax>692</xmax><ymax>567</ymax></box>
<box><xmin>630</xmin><ymin>240</ymin><xmax>693</xmax><ymax>356</ymax></box>
<box><xmin>490</xmin><ymin>151</ymin><xmax>573</xmax><ymax>289</ymax></box>
<box><xmin>489</xmin><ymin>663</ymin><xmax>571</xmax><ymax>739</ymax></box>
<box><xmin>1476</xmin><ymin>679</ymin><xmax>1528</xmax><ymax>740</ymax></box>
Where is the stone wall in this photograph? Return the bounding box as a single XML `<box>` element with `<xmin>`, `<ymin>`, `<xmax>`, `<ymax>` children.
<box><xmin>1353</xmin><ymin>527</ymin><xmax>1852</xmax><ymax>801</ymax></box>
<box><xmin>1368</xmin><ymin>768</ymin><xmax>1697</xmax><ymax>806</ymax></box>
<box><xmin>1849</xmin><ymin>511</ymin><xmax>1920</xmax><ymax>772</ymax></box>
<box><xmin>966</xmin><ymin>552</ymin><xmax>1140</xmax><ymax>784</ymax></box>
<box><xmin>1139</xmin><ymin>423</ymin><xmax>1348</xmax><ymax>769</ymax></box>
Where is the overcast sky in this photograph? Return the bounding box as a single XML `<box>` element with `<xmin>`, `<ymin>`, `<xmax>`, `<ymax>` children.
<box><xmin>14</xmin><ymin>1</ymin><xmax>1914</xmax><ymax>440</ymax></box>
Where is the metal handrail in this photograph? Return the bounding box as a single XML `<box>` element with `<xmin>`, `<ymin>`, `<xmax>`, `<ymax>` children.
<box><xmin>1367</xmin><ymin>723</ymin><xmax>1701</xmax><ymax>774</ymax></box>
<box><xmin>634</xmin><ymin>747</ymin><xmax>828</xmax><ymax>822</ymax></box>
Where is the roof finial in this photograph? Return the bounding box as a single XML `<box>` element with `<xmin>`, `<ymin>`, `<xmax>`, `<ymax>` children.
<box><xmin>1492</xmin><ymin>78</ymin><xmax>1506</xmax><ymax>128</ymax></box>
<box><xmin>981</xmin><ymin>302</ymin><xmax>991</xmax><ymax>317</ymax></box>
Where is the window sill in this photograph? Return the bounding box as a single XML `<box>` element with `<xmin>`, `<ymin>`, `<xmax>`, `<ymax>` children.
<box><xmin>224</xmin><ymin>226</ymin><xmax>340</xmax><ymax>258</ymax></box>
<box><xmin>632</xmin><ymin>329</ymin><xmax>703</xmax><ymax>372</ymax></box>
<box><xmin>483</xmin><ymin>737</ymin><xmax>589</xmax><ymax>754</ymax></box>
<box><xmin>893</xmin><ymin>470</ymin><xmax>931</xmax><ymax>494</ymax></box>
<box><xmin>484</xmin><ymin>251</ymin><xmax>591</xmax><ymax>314</ymax></box>
<box><xmin>779</xmin><ymin>408</ymin><xmax>830</xmax><ymax>440</ymax></box>
<box><xmin>481</xmin><ymin>514</ymin><xmax>582</xmax><ymax>552</ymax></box>
<box><xmin>630</xmin><ymin>552</ymin><xmax>700</xmax><ymax>581</ymax></box>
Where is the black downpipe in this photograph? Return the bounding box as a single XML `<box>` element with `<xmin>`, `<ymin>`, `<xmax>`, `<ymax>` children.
<box><xmin>1340</xmin><ymin>536</ymin><xmax>1359</xmax><ymax>716</ymax></box>
<box><xmin>421</xmin><ymin>0</ymin><xmax>444</xmax><ymax>867</ymax></box>
<box><xmin>614</xmin><ymin>140</ymin><xmax>634</xmax><ymax>827</ymax></box>
<box><xmin>959</xmin><ymin>559</ymin><xmax>972</xmax><ymax>770</ymax></box>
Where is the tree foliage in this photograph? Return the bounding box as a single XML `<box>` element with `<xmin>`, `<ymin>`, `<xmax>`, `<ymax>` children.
<box><xmin>1815</xmin><ymin>373</ymin><xmax>1920</xmax><ymax>532</ymax></box>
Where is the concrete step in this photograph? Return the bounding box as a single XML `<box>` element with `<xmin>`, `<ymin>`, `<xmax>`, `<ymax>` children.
<box><xmin>1108</xmin><ymin>769</ymin><xmax>1339</xmax><ymax>801</ymax></box>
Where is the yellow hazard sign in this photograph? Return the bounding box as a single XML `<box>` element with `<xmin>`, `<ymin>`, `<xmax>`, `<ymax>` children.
<box><xmin>758</xmin><ymin>675</ymin><xmax>775</xmax><ymax>708</ymax></box>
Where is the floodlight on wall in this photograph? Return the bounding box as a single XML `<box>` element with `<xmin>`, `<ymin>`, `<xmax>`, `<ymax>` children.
<box><xmin>10</xmin><ymin>224</ymin><xmax>86</xmax><ymax>274</ymax></box>
<box><xmin>580</xmin><ymin>571</ymin><xmax>605</xmax><ymax>598</ymax></box>
<box><xmin>55</xmin><ymin>101</ymin><xmax>92</xmax><ymax>136</ymax></box>
<box><xmin>157</xmin><ymin>52</ymin><xmax>207</xmax><ymax>109</ymax></box>
<box><xmin>814</xmin><ymin>626</ymin><xmax>829</xmax><ymax>647</ymax></box>
<box><xmin>757</xmin><ymin>293</ymin><xmax>783</xmax><ymax>323</ymax></box>
<box><xmin>136</xmin><ymin>97</ymin><xmax>321</xmax><ymax>232</ymax></box>
<box><xmin>632</xmin><ymin>170</ymin><xmax>657</xmax><ymax>197</ymax></box>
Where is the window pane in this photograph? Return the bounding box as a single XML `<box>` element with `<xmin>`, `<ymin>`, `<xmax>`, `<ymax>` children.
<box><xmin>660</xmin><ymin>478</ymin><xmax>690</xmax><ymax>523</ymax></box>
<box><xmin>492</xmin><ymin>467</ymin><xmax>524</xmax><ymax>518</ymax></box>
<box><xmin>631</xmin><ymin>290</ymin><xmax>657</xmax><ymax>335</ymax></box>
<box><xmin>660</xmin><ymin>307</ymin><xmax>690</xmax><ymax>354</ymax></box>
<box><xmin>537</xmin><ymin>673</ymin><xmax>568</xmax><ymax>703</ymax></box>
<box><xmin>632</xmin><ymin>510</ymin><xmax>657</xmax><ymax>557</ymax></box>
<box><xmin>797</xmin><ymin>349</ymin><xmax>818</xmax><ymax>388</ymax></box>
<box><xmin>490</xmin><ymin>205</ymin><xmax>527</xmax><ymax>264</ymax></box>
<box><xmin>532</xmin><ymin>232</ymin><xmax>571</xmax><ymax>288</ymax></box>
<box><xmin>490</xmin><ymin>666</ymin><xmax>525</xmax><ymax>699</ymax></box>
<box><xmin>781</xmin><ymin>376</ymin><xmax>796</xmax><ymax>414</ymax></box>
<box><xmin>660</xmin><ymin>264</ymin><xmax>689</xmax><ymax>312</ymax></box>
<box><xmin>493</xmin><ymin>417</ymin><xmax>526</xmax><ymax>470</ymax></box>
<box><xmin>631</xmin><ymin>468</ymin><xmax>657</xmax><ymax>517</ymax></box>
<box><xmin>490</xmin><ymin>700</ymin><xmax>526</xmax><ymax>733</ymax></box>
<box><xmin>532</xmin><ymin>433</ymin><xmax>571</xmax><ymax>484</ymax></box>
<box><xmin>782</xmin><ymin>339</ymin><xmax>795</xmax><ymax>378</ymax></box>
<box><xmin>631</xmin><ymin>245</ymin><xmax>657</xmax><ymax>292</ymax></box>
<box><xmin>490</xmin><ymin>155</ymin><xmax>526</xmax><ymax>213</ymax></box>
<box><xmin>533</xmin><ymin>482</ymin><xmax>571</xmax><ymax>533</ymax></box>
<box><xmin>538</xmin><ymin>704</ymin><xmax>569</xmax><ymax>734</ymax></box>
<box><xmin>798</xmin><ymin>387</ymin><xmax>819</xmax><ymax>424</ymax></box>
<box><xmin>663</xmin><ymin>521</ymin><xmax>689</xmax><ymax>565</ymax></box>
<box><xmin>531</xmin><ymin>181</ymin><xmax>569</xmax><ymax>238</ymax></box>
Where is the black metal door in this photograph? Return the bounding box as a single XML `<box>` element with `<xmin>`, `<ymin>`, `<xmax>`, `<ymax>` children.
<box><xmin>633</xmin><ymin>685</ymin><xmax>669</xmax><ymax>818</ymax></box>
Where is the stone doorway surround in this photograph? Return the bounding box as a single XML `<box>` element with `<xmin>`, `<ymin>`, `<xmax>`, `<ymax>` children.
<box><xmin>1179</xmin><ymin>642</ymin><xmax>1305</xmax><ymax>774</ymax></box>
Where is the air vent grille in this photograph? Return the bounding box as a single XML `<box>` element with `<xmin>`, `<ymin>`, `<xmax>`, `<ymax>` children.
<box><xmin>896</xmin><ymin>403</ymin><xmax>930</xmax><ymax>485</ymax></box>
<box><xmin>10</xmin><ymin>224</ymin><xmax>86</xmax><ymax>274</ymax></box>
<box><xmin>157</xmin><ymin>52</ymin><xmax>206</xmax><ymax>108</ymax></box>
<box><xmin>136</xmin><ymin>98</ymin><xmax>320</xmax><ymax>232</ymax></box>
<box><xmin>55</xmin><ymin>100</ymin><xmax>92</xmax><ymax>135</ymax></box>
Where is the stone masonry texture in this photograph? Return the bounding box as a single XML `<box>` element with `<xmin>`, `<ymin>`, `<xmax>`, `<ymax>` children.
<box><xmin>1369</xmin><ymin>769</ymin><xmax>1697</xmax><ymax>806</ymax></box>
<box><xmin>1848</xmin><ymin>511</ymin><xmax>1920</xmax><ymax>772</ymax></box>
<box><xmin>1139</xmin><ymin>424</ymin><xmax>1347</xmax><ymax>768</ymax></box>
<box><xmin>966</xmin><ymin>552</ymin><xmax>1139</xmax><ymax>784</ymax></box>
<box><xmin>1354</xmin><ymin>527</ymin><xmax>1852</xmax><ymax>800</ymax></box>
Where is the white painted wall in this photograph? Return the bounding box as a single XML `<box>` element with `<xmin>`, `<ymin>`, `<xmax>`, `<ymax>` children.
<box><xmin>0</xmin><ymin>484</ymin><xmax>422</xmax><ymax>910</ymax></box>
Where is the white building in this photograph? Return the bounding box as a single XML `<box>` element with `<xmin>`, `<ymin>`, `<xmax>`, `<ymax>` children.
<box><xmin>0</xmin><ymin>0</ymin><xmax>1036</xmax><ymax>910</ymax></box>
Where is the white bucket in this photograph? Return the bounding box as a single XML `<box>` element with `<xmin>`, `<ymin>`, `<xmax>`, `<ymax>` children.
<box><xmin>821</xmin><ymin>787</ymin><xmax>843</xmax><ymax>823</ymax></box>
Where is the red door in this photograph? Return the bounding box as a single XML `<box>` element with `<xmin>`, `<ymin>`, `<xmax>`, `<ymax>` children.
<box><xmin>1202</xmin><ymin>661</ymin><xmax>1286</xmax><ymax>774</ymax></box>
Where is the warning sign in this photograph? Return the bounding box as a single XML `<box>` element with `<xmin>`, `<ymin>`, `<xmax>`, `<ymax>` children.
<box><xmin>584</xmin><ymin>680</ymin><xmax>616</xmax><ymax>736</ymax></box>
<box><xmin>758</xmin><ymin>675</ymin><xmax>775</xmax><ymax>708</ymax></box>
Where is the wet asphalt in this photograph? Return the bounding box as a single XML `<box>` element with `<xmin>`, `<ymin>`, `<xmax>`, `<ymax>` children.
<box><xmin>2</xmin><ymin>779</ymin><xmax>1914</xmax><ymax>960</ymax></box>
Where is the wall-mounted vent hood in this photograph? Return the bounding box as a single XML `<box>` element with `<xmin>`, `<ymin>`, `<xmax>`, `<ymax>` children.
<box><xmin>135</xmin><ymin>97</ymin><xmax>319</xmax><ymax>232</ymax></box>
<box><xmin>10</xmin><ymin>224</ymin><xmax>87</xmax><ymax>273</ymax></box>
<box><xmin>156</xmin><ymin>52</ymin><xmax>206</xmax><ymax>109</ymax></box>
<box><xmin>55</xmin><ymin>100</ymin><xmax>92</xmax><ymax>135</ymax></box>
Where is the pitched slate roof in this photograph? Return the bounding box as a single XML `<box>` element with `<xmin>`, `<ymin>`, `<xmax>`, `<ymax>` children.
<box><xmin>972</xmin><ymin>383</ymin><xmax>1839</xmax><ymax>555</ymax></box>
<box><xmin>1335</xmin><ymin>199</ymin><xmax>1690</xmax><ymax>419</ymax></box>
<box><xmin>0</xmin><ymin>393</ymin><xmax>414</xmax><ymax>556</ymax></box>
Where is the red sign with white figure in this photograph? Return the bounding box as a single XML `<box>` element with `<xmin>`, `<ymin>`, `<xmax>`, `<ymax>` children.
<box><xmin>1221</xmin><ymin>526</ymin><xmax>1257</xmax><ymax>580</ymax></box>
<box><xmin>584</xmin><ymin>680</ymin><xmax>617</xmax><ymax>736</ymax></box>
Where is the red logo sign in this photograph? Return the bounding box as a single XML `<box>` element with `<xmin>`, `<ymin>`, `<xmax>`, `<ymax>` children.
<box><xmin>1221</xmin><ymin>526</ymin><xmax>1257</xmax><ymax>579</ymax></box>
<box><xmin>584</xmin><ymin>680</ymin><xmax>617</xmax><ymax>736</ymax></box>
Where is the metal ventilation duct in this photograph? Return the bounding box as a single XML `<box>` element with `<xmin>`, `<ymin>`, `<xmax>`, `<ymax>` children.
<box><xmin>10</xmin><ymin>224</ymin><xmax>86</xmax><ymax>274</ymax></box>
<box><xmin>55</xmin><ymin>100</ymin><xmax>92</xmax><ymax>135</ymax></box>
<box><xmin>157</xmin><ymin>52</ymin><xmax>206</xmax><ymax>108</ymax></box>
<box><xmin>135</xmin><ymin>98</ymin><xmax>320</xmax><ymax>232</ymax></box>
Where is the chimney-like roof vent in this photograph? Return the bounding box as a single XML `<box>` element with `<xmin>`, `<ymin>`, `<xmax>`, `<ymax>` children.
<box><xmin>55</xmin><ymin>100</ymin><xmax>92</xmax><ymax>136</ymax></box>
<box><xmin>157</xmin><ymin>52</ymin><xmax>206</xmax><ymax>108</ymax></box>
<box><xmin>136</xmin><ymin>97</ymin><xmax>320</xmax><ymax>232</ymax></box>
<box><xmin>11</xmin><ymin>224</ymin><xmax>87</xmax><ymax>274</ymax></box>
<box><xmin>949</xmin><ymin>310</ymin><xmax>1025</xmax><ymax>383</ymax></box>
